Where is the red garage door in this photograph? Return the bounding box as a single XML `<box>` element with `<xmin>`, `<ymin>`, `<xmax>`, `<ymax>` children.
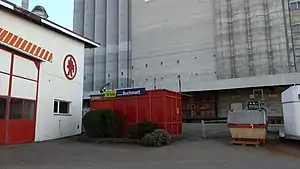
<box><xmin>0</xmin><ymin>46</ymin><xmax>40</xmax><ymax>145</ymax></box>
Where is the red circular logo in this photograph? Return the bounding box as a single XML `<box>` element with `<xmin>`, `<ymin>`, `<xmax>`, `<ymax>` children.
<box><xmin>63</xmin><ymin>54</ymin><xmax>77</xmax><ymax>80</ymax></box>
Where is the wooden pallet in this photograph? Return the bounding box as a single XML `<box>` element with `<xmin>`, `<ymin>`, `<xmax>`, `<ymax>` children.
<box><xmin>230</xmin><ymin>140</ymin><xmax>261</xmax><ymax>147</ymax></box>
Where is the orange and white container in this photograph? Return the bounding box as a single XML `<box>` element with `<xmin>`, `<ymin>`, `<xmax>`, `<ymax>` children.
<box><xmin>227</xmin><ymin>110</ymin><xmax>268</xmax><ymax>144</ymax></box>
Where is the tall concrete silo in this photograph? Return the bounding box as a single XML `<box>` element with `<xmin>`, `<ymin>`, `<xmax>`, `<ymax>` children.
<box><xmin>214</xmin><ymin>0</ymin><xmax>295</xmax><ymax>80</ymax></box>
<box><xmin>118</xmin><ymin>0</ymin><xmax>130</xmax><ymax>88</ymax></box>
<box><xmin>94</xmin><ymin>0</ymin><xmax>107</xmax><ymax>90</ymax></box>
<box><xmin>83</xmin><ymin>0</ymin><xmax>95</xmax><ymax>91</ymax></box>
<box><xmin>106</xmin><ymin>0</ymin><xmax>119</xmax><ymax>89</ymax></box>
<box><xmin>73</xmin><ymin>0</ymin><xmax>84</xmax><ymax>35</ymax></box>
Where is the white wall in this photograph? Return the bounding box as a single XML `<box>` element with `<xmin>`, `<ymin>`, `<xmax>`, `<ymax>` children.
<box><xmin>0</xmin><ymin>49</ymin><xmax>11</xmax><ymax>96</ymax></box>
<box><xmin>0</xmin><ymin>74</ymin><xmax>9</xmax><ymax>96</ymax></box>
<box><xmin>11</xmin><ymin>54</ymin><xmax>37</xmax><ymax>100</ymax></box>
<box><xmin>13</xmin><ymin>55</ymin><xmax>38</xmax><ymax>81</ymax></box>
<box><xmin>0</xmin><ymin>10</ymin><xmax>85</xmax><ymax>141</ymax></box>
<box><xmin>11</xmin><ymin>77</ymin><xmax>36</xmax><ymax>100</ymax></box>
<box><xmin>0</xmin><ymin>49</ymin><xmax>11</xmax><ymax>74</ymax></box>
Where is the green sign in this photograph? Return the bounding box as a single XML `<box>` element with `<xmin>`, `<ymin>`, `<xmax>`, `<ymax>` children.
<box><xmin>104</xmin><ymin>90</ymin><xmax>117</xmax><ymax>98</ymax></box>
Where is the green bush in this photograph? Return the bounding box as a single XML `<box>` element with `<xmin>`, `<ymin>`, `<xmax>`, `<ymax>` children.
<box><xmin>140</xmin><ymin>129</ymin><xmax>172</xmax><ymax>147</ymax></box>
<box><xmin>82</xmin><ymin>109</ymin><xmax>125</xmax><ymax>138</ymax></box>
<box><xmin>128</xmin><ymin>121</ymin><xmax>159</xmax><ymax>139</ymax></box>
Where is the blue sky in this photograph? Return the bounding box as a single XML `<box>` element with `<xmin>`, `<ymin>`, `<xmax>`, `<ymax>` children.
<box><xmin>10</xmin><ymin>0</ymin><xmax>74</xmax><ymax>30</ymax></box>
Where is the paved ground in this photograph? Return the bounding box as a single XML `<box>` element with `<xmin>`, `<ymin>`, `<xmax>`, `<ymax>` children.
<box><xmin>0</xmin><ymin>124</ymin><xmax>299</xmax><ymax>169</ymax></box>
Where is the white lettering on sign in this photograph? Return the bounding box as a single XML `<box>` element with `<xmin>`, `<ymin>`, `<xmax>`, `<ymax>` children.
<box><xmin>122</xmin><ymin>91</ymin><xmax>141</xmax><ymax>96</ymax></box>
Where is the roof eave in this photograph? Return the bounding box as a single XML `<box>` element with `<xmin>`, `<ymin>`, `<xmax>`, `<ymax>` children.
<box><xmin>0</xmin><ymin>0</ymin><xmax>100</xmax><ymax>49</ymax></box>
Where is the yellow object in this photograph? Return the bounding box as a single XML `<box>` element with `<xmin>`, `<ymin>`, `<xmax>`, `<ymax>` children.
<box><xmin>104</xmin><ymin>90</ymin><xmax>117</xmax><ymax>98</ymax></box>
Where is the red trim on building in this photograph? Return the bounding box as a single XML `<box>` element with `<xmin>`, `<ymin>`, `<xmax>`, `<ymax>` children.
<box><xmin>0</xmin><ymin>71</ymin><xmax>37</xmax><ymax>82</ymax></box>
<box><xmin>33</xmin><ymin>62</ymin><xmax>40</xmax><ymax>142</ymax></box>
<box><xmin>0</xmin><ymin>28</ymin><xmax>53</xmax><ymax>62</ymax></box>
<box><xmin>0</xmin><ymin>44</ymin><xmax>40</xmax><ymax>145</ymax></box>
<box><xmin>4</xmin><ymin>52</ymin><xmax>14</xmax><ymax>144</ymax></box>
<box><xmin>0</xmin><ymin>71</ymin><xmax>9</xmax><ymax>76</ymax></box>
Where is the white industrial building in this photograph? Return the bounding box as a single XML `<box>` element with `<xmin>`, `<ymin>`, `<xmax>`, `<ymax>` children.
<box><xmin>0</xmin><ymin>0</ymin><xmax>99</xmax><ymax>145</ymax></box>
<box><xmin>74</xmin><ymin>0</ymin><xmax>300</xmax><ymax>122</ymax></box>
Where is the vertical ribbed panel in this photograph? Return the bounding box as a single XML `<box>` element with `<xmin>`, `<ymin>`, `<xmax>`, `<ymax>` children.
<box><xmin>84</xmin><ymin>0</ymin><xmax>95</xmax><ymax>91</ymax></box>
<box><xmin>118</xmin><ymin>0</ymin><xmax>129</xmax><ymax>88</ymax></box>
<box><xmin>106</xmin><ymin>0</ymin><xmax>119</xmax><ymax>89</ymax></box>
<box><xmin>73</xmin><ymin>0</ymin><xmax>85</xmax><ymax>35</ymax></box>
<box><xmin>94</xmin><ymin>0</ymin><xmax>107</xmax><ymax>90</ymax></box>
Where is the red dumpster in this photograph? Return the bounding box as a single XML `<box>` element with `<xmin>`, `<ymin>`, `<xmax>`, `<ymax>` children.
<box><xmin>90</xmin><ymin>89</ymin><xmax>182</xmax><ymax>136</ymax></box>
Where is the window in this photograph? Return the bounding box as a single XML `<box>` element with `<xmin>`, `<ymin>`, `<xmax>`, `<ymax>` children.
<box><xmin>0</xmin><ymin>98</ymin><xmax>6</xmax><ymax>119</ymax></box>
<box><xmin>54</xmin><ymin>100</ymin><xmax>71</xmax><ymax>115</ymax></box>
<box><xmin>293</xmin><ymin>24</ymin><xmax>300</xmax><ymax>33</ymax></box>
<box><xmin>145</xmin><ymin>64</ymin><xmax>148</xmax><ymax>67</ymax></box>
<box><xmin>161</xmin><ymin>62</ymin><xmax>163</xmax><ymax>65</ymax></box>
<box><xmin>131</xmin><ymin>66</ymin><xmax>134</xmax><ymax>69</ymax></box>
<box><xmin>10</xmin><ymin>99</ymin><xmax>23</xmax><ymax>119</ymax></box>
<box><xmin>23</xmin><ymin>100</ymin><xmax>35</xmax><ymax>120</ymax></box>
<box><xmin>9</xmin><ymin>99</ymin><xmax>36</xmax><ymax>120</ymax></box>
<box><xmin>121</xmin><ymin>72</ymin><xmax>124</xmax><ymax>76</ymax></box>
<box><xmin>177</xmin><ymin>60</ymin><xmax>180</xmax><ymax>64</ymax></box>
<box><xmin>290</xmin><ymin>2</ymin><xmax>300</xmax><ymax>11</ymax></box>
<box><xmin>295</xmin><ymin>48</ymin><xmax>300</xmax><ymax>57</ymax></box>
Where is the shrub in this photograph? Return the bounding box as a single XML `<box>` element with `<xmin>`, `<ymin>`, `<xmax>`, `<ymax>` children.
<box><xmin>82</xmin><ymin>109</ymin><xmax>125</xmax><ymax>138</ymax></box>
<box><xmin>128</xmin><ymin>121</ymin><xmax>160</xmax><ymax>139</ymax></box>
<box><xmin>140</xmin><ymin>129</ymin><xmax>172</xmax><ymax>147</ymax></box>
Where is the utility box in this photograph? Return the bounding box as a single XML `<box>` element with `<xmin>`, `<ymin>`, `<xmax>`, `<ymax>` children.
<box><xmin>90</xmin><ymin>89</ymin><xmax>182</xmax><ymax>136</ymax></box>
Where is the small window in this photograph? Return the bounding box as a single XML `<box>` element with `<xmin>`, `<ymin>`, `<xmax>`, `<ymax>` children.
<box><xmin>295</xmin><ymin>48</ymin><xmax>300</xmax><ymax>57</ymax></box>
<box><xmin>145</xmin><ymin>64</ymin><xmax>148</xmax><ymax>67</ymax></box>
<box><xmin>177</xmin><ymin>60</ymin><xmax>180</xmax><ymax>63</ymax></box>
<box><xmin>0</xmin><ymin>98</ymin><xmax>6</xmax><ymax>119</ymax></box>
<box><xmin>121</xmin><ymin>72</ymin><xmax>124</xmax><ymax>76</ymax></box>
<box><xmin>107</xmin><ymin>73</ymin><xmax>110</xmax><ymax>77</ymax></box>
<box><xmin>10</xmin><ymin>99</ymin><xmax>23</xmax><ymax>119</ymax></box>
<box><xmin>290</xmin><ymin>2</ymin><xmax>299</xmax><ymax>11</ymax></box>
<box><xmin>54</xmin><ymin>100</ymin><xmax>71</xmax><ymax>115</ymax></box>
<box><xmin>293</xmin><ymin>24</ymin><xmax>300</xmax><ymax>33</ymax></box>
<box><xmin>23</xmin><ymin>100</ymin><xmax>35</xmax><ymax>120</ymax></box>
<box><xmin>54</xmin><ymin>100</ymin><xmax>58</xmax><ymax>113</ymax></box>
<box><xmin>59</xmin><ymin>102</ymin><xmax>69</xmax><ymax>114</ymax></box>
<box><xmin>132</xmin><ymin>66</ymin><xmax>134</xmax><ymax>69</ymax></box>
<box><xmin>161</xmin><ymin>62</ymin><xmax>163</xmax><ymax>65</ymax></box>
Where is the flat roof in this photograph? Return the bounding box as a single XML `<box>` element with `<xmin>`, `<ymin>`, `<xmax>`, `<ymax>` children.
<box><xmin>0</xmin><ymin>0</ymin><xmax>100</xmax><ymax>48</ymax></box>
